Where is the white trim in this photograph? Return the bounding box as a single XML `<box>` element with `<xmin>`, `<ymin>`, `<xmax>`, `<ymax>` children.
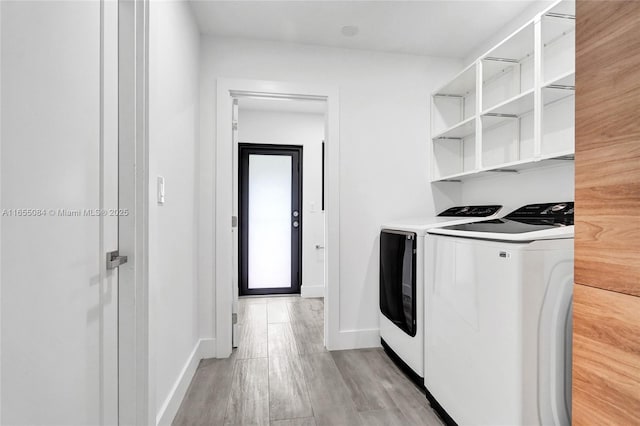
<box><xmin>301</xmin><ymin>284</ymin><xmax>324</xmax><ymax>299</ymax></box>
<box><xmin>118</xmin><ymin>0</ymin><xmax>151</xmax><ymax>423</ymax></box>
<box><xmin>155</xmin><ymin>338</ymin><xmax>216</xmax><ymax>426</ymax></box>
<box><xmin>215</xmin><ymin>78</ymin><xmax>340</xmax><ymax>356</ymax></box>
<box><xmin>0</xmin><ymin>1</ymin><xmax>3</xmax><ymax>419</ymax></box>
<box><xmin>198</xmin><ymin>337</ymin><xmax>217</xmax><ymax>359</ymax></box>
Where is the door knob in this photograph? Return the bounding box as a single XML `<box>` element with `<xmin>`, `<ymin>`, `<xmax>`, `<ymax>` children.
<box><xmin>107</xmin><ymin>250</ymin><xmax>128</xmax><ymax>269</ymax></box>
<box><xmin>293</xmin><ymin>221</ymin><xmax>299</xmax><ymax>228</ymax></box>
<box><xmin>293</xmin><ymin>210</ymin><xmax>299</xmax><ymax>217</ymax></box>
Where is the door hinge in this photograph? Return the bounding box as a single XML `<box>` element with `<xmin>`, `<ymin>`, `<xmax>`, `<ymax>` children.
<box><xmin>232</xmin><ymin>216</ymin><xmax>238</xmax><ymax>228</ymax></box>
<box><xmin>232</xmin><ymin>122</ymin><xmax>238</xmax><ymax>131</ymax></box>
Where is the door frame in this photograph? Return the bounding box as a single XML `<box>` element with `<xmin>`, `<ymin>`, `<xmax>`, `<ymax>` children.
<box><xmin>215</xmin><ymin>79</ymin><xmax>341</xmax><ymax>357</ymax></box>
<box><xmin>0</xmin><ymin>2</ymin><xmax>4</xmax><ymax>421</ymax></box>
<box><xmin>238</xmin><ymin>143</ymin><xmax>303</xmax><ymax>296</ymax></box>
<box><xmin>118</xmin><ymin>0</ymin><xmax>152</xmax><ymax>424</ymax></box>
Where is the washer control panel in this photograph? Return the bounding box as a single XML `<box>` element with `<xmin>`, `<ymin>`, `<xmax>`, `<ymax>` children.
<box><xmin>438</xmin><ymin>205</ymin><xmax>503</xmax><ymax>217</ymax></box>
<box><xmin>506</xmin><ymin>202</ymin><xmax>574</xmax><ymax>225</ymax></box>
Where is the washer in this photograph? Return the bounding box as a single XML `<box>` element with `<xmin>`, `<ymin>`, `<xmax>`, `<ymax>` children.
<box><xmin>424</xmin><ymin>202</ymin><xmax>574</xmax><ymax>426</ymax></box>
<box><xmin>379</xmin><ymin>205</ymin><xmax>503</xmax><ymax>386</ymax></box>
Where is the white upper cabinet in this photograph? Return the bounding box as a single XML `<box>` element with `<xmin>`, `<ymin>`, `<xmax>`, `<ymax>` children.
<box><xmin>430</xmin><ymin>0</ymin><xmax>575</xmax><ymax>182</ymax></box>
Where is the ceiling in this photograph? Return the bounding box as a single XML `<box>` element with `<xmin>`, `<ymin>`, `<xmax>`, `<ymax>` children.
<box><xmin>238</xmin><ymin>97</ymin><xmax>326</xmax><ymax>114</ymax></box>
<box><xmin>190</xmin><ymin>0</ymin><xmax>548</xmax><ymax>59</ymax></box>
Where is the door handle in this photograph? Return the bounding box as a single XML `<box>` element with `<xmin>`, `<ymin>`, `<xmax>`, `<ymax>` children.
<box><xmin>107</xmin><ymin>250</ymin><xmax>128</xmax><ymax>269</ymax></box>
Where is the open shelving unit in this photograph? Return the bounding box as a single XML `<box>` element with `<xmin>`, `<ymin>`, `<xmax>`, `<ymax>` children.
<box><xmin>431</xmin><ymin>64</ymin><xmax>478</xmax><ymax>180</ymax></box>
<box><xmin>430</xmin><ymin>0</ymin><xmax>575</xmax><ymax>182</ymax></box>
<box><xmin>482</xmin><ymin>21</ymin><xmax>535</xmax><ymax>112</ymax></box>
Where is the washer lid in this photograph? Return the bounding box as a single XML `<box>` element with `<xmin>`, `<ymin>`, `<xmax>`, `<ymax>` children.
<box><xmin>382</xmin><ymin>205</ymin><xmax>503</xmax><ymax>235</ymax></box>
<box><xmin>428</xmin><ymin>202</ymin><xmax>575</xmax><ymax>241</ymax></box>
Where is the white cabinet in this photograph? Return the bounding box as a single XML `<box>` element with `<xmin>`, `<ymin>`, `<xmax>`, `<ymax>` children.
<box><xmin>430</xmin><ymin>0</ymin><xmax>575</xmax><ymax>182</ymax></box>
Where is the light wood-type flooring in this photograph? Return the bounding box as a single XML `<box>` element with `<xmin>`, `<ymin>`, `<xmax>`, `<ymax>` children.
<box><xmin>173</xmin><ymin>296</ymin><xmax>443</xmax><ymax>426</ymax></box>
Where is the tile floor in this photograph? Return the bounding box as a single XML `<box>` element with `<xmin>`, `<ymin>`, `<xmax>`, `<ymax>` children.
<box><xmin>173</xmin><ymin>296</ymin><xmax>443</xmax><ymax>426</ymax></box>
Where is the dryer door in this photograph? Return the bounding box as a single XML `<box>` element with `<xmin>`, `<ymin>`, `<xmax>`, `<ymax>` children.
<box><xmin>538</xmin><ymin>260</ymin><xmax>574</xmax><ymax>426</ymax></box>
<box><xmin>380</xmin><ymin>230</ymin><xmax>417</xmax><ymax>337</ymax></box>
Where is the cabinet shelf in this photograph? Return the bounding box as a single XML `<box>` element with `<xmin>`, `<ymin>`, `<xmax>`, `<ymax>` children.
<box><xmin>542</xmin><ymin>3</ymin><xmax>575</xmax><ymax>47</ymax></box>
<box><xmin>482</xmin><ymin>158</ymin><xmax>537</xmax><ymax>174</ymax></box>
<box><xmin>433</xmin><ymin>169</ymin><xmax>479</xmax><ymax>183</ymax></box>
<box><xmin>482</xmin><ymin>59</ymin><xmax>523</xmax><ymax>85</ymax></box>
<box><xmin>433</xmin><ymin>153</ymin><xmax>575</xmax><ymax>183</ymax></box>
<box><xmin>482</xmin><ymin>22</ymin><xmax>534</xmax><ymax>84</ymax></box>
<box><xmin>542</xmin><ymin>1</ymin><xmax>575</xmax><ymax>86</ymax></box>
<box><xmin>544</xmin><ymin>0</ymin><xmax>575</xmax><ymax>20</ymax></box>
<box><xmin>541</xmin><ymin>149</ymin><xmax>574</xmax><ymax>161</ymax></box>
<box><xmin>432</xmin><ymin>116</ymin><xmax>476</xmax><ymax>140</ymax></box>
<box><xmin>543</xmin><ymin>70</ymin><xmax>575</xmax><ymax>89</ymax></box>
<box><xmin>544</xmin><ymin>86</ymin><xmax>575</xmax><ymax>106</ymax></box>
<box><xmin>485</xmin><ymin>22</ymin><xmax>534</xmax><ymax>63</ymax></box>
<box><xmin>433</xmin><ymin>64</ymin><xmax>476</xmax><ymax>97</ymax></box>
<box><xmin>543</xmin><ymin>70</ymin><xmax>575</xmax><ymax>105</ymax></box>
<box><xmin>482</xmin><ymin>89</ymin><xmax>534</xmax><ymax>128</ymax></box>
<box><xmin>482</xmin><ymin>155</ymin><xmax>573</xmax><ymax>175</ymax></box>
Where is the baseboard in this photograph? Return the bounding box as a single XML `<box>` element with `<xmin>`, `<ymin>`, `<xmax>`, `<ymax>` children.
<box><xmin>156</xmin><ymin>338</ymin><xmax>216</xmax><ymax>426</ymax></box>
<box><xmin>301</xmin><ymin>284</ymin><xmax>324</xmax><ymax>298</ymax></box>
<box><xmin>199</xmin><ymin>337</ymin><xmax>216</xmax><ymax>359</ymax></box>
<box><xmin>327</xmin><ymin>328</ymin><xmax>381</xmax><ymax>351</ymax></box>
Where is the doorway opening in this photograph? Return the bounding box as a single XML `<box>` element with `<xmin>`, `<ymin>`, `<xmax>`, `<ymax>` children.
<box><xmin>215</xmin><ymin>79</ymin><xmax>339</xmax><ymax>357</ymax></box>
<box><xmin>231</xmin><ymin>95</ymin><xmax>327</xmax><ymax>353</ymax></box>
<box><xmin>238</xmin><ymin>144</ymin><xmax>303</xmax><ymax>296</ymax></box>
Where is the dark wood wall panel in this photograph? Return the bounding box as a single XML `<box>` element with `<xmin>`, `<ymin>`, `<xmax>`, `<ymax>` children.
<box><xmin>574</xmin><ymin>0</ymin><xmax>640</xmax><ymax>296</ymax></box>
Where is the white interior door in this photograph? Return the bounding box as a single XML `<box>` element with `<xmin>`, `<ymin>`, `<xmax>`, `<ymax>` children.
<box><xmin>1</xmin><ymin>1</ymin><xmax>119</xmax><ymax>424</ymax></box>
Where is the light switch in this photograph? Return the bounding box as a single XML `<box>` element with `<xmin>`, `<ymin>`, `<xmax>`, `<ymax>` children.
<box><xmin>157</xmin><ymin>176</ymin><xmax>165</xmax><ymax>205</ymax></box>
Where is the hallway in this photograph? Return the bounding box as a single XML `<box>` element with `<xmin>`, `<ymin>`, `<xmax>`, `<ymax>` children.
<box><xmin>173</xmin><ymin>297</ymin><xmax>442</xmax><ymax>425</ymax></box>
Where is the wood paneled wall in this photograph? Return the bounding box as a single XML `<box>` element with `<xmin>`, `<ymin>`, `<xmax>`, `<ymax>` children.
<box><xmin>573</xmin><ymin>285</ymin><xmax>640</xmax><ymax>424</ymax></box>
<box><xmin>574</xmin><ymin>0</ymin><xmax>640</xmax><ymax>296</ymax></box>
<box><xmin>574</xmin><ymin>1</ymin><xmax>640</xmax><ymax>423</ymax></box>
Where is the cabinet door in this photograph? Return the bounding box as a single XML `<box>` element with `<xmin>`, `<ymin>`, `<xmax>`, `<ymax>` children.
<box><xmin>573</xmin><ymin>284</ymin><xmax>640</xmax><ymax>424</ymax></box>
<box><xmin>574</xmin><ymin>0</ymin><xmax>640</xmax><ymax>296</ymax></box>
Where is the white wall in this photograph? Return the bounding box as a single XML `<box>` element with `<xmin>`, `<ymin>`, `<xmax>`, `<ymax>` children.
<box><xmin>149</xmin><ymin>1</ymin><xmax>202</xmax><ymax>423</ymax></box>
<box><xmin>459</xmin><ymin>164</ymin><xmax>574</xmax><ymax>214</ymax></box>
<box><xmin>199</xmin><ymin>36</ymin><xmax>462</xmax><ymax>346</ymax></box>
<box><xmin>238</xmin><ymin>108</ymin><xmax>325</xmax><ymax>297</ymax></box>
